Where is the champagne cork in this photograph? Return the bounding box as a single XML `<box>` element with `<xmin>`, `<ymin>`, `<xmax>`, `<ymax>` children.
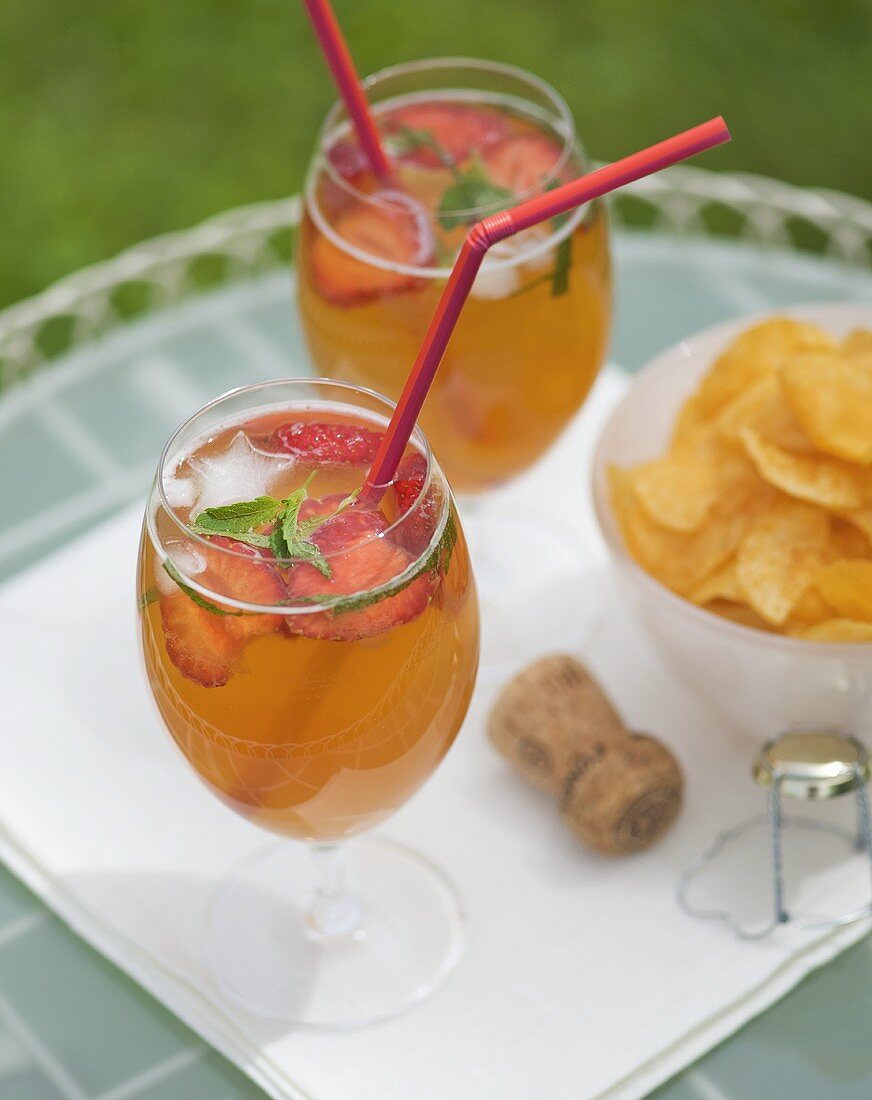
<box><xmin>488</xmin><ymin>655</ymin><xmax>683</xmax><ymax>856</ymax></box>
<box><xmin>487</xmin><ymin>655</ymin><xmax>625</xmax><ymax>796</ymax></box>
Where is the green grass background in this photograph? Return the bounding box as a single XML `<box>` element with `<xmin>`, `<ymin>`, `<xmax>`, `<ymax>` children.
<box><xmin>2</xmin><ymin>0</ymin><xmax>871</xmax><ymax>310</ymax></box>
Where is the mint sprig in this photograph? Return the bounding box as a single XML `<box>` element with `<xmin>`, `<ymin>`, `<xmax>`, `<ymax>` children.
<box><xmin>187</xmin><ymin>478</ymin><xmax>362</xmax><ymax>583</ymax></box>
<box><xmin>189</xmin><ymin>496</ymin><xmax>279</xmax><ymax>548</ymax></box>
<box><xmin>390</xmin><ymin>124</ymin><xmax>515</xmax><ymax>234</ymax></box>
<box><xmin>389</xmin><ymin>125</ymin><xmax>456</xmax><ymax>171</ymax></box>
<box><xmin>438</xmin><ymin>154</ymin><xmax>514</xmax><ymax>230</ymax></box>
<box><xmin>268</xmin><ymin>480</ymin><xmax>360</xmax><ymax>579</ymax></box>
<box><xmin>391</xmin><ymin>122</ymin><xmax>568</xmax><ymax>289</ymax></box>
<box><xmin>192</xmin><ymin>496</ymin><xmax>282</xmax><ymax>533</ymax></box>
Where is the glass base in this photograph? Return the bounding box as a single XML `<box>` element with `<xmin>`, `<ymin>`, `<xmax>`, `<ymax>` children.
<box><xmin>463</xmin><ymin>505</ymin><xmax>602</xmax><ymax>683</ymax></box>
<box><xmin>202</xmin><ymin>836</ymin><xmax>465</xmax><ymax>1028</ymax></box>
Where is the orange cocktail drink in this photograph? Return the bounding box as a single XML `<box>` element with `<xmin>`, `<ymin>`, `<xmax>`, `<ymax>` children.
<box><xmin>296</xmin><ymin>58</ymin><xmax>612</xmax><ymax>493</ymax></box>
<box><xmin>138</xmin><ymin>380</ymin><xmax>478</xmax><ymax>842</ymax></box>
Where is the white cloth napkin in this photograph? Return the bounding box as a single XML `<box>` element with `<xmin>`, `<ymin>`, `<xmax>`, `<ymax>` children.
<box><xmin>0</xmin><ymin>369</ymin><xmax>868</xmax><ymax>1100</ymax></box>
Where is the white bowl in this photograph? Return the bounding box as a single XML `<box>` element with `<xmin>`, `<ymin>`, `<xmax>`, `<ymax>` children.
<box><xmin>592</xmin><ymin>303</ymin><xmax>872</xmax><ymax>741</ymax></box>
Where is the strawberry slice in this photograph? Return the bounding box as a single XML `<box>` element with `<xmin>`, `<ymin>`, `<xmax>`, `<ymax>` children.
<box><xmin>308</xmin><ymin>189</ymin><xmax>433</xmax><ymax>306</ymax></box>
<box><xmin>158</xmin><ymin>537</ymin><xmax>285</xmax><ymax>686</ymax></box>
<box><xmin>269</xmin><ymin>421</ymin><xmax>383</xmax><ymax>464</ymax></box>
<box><xmin>159</xmin><ymin>594</ymin><xmax>240</xmax><ymax>688</ymax></box>
<box><xmin>392</xmin><ymin>453</ymin><xmax>440</xmax><ymax>556</ymax></box>
<box><xmin>482</xmin><ymin>133</ymin><xmax>565</xmax><ymax>194</ymax></box>
<box><xmin>285</xmin><ymin>507</ymin><xmax>434</xmax><ymax>640</ymax></box>
<box><xmin>203</xmin><ymin>537</ymin><xmax>286</xmax><ymax>640</ymax></box>
<box><xmin>326</xmin><ymin>138</ymin><xmax>370</xmax><ymax>184</ymax></box>
<box><xmin>385</xmin><ymin>103</ymin><xmax>509</xmax><ymax>168</ymax></box>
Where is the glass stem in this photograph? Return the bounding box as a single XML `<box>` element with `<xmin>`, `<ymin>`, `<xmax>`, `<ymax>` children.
<box><xmin>304</xmin><ymin>842</ymin><xmax>362</xmax><ymax>938</ymax></box>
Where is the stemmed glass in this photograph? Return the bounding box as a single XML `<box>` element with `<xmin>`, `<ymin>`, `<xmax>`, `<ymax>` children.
<box><xmin>295</xmin><ymin>57</ymin><xmax>613</xmax><ymax>674</ymax></box>
<box><xmin>137</xmin><ymin>378</ymin><xmax>479</xmax><ymax>1026</ymax></box>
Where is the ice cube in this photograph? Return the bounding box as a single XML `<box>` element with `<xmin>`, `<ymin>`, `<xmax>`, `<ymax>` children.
<box><xmin>155</xmin><ymin>541</ymin><xmax>208</xmax><ymax>593</ymax></box>
<box><xmin>189</xmin><ymin>431</ymin><xmax>295</xmax><ymax>514</ymax></box>
<box><xmin>516</xmin><ymin>224</ymin><xmax>558</xmax><ymax>275</ymax></box>
<box><xmin>469</xmin><ymin>260</ymin><xmax>520</xmax><ymax>301</ymax></box>
<box><xmin>162</xmin><ymin>470</ymin><xmax>197</xmax><ymax>510</ymax></box>
<box><xmin>474</xmin><ymin>227</ymin><xmax>558</xmax><ymax>302</ymax></box>
<box><xmin>155</xmin><ymin>564</ymin><xmax>176</xmax><ymax>595</ymax></box>
<box><xmin>469</xmin><ymin>225</ymin><xmax>557</xmax><ymax>301</ymax></box>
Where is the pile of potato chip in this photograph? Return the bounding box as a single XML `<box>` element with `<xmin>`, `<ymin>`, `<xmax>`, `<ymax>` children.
<box><xmin>609</xmin><ymin>318</ymin><xmax>872</xmax><ymax>642</ymax></box>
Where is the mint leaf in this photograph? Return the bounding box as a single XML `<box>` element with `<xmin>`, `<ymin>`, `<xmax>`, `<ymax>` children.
<box><xmin>268</xmin><ymin>474</ymin><xmax>314</xmax><ymax>559</ymax></box>
<box><xmin>184</xmin><ymin>475</ymin><xmax>361</xmax><ymax>581</ymax></box>
<box><xmin>438</xmin><ymin>156</ymin><xmax>514</xmax><ymax>230</ymax></box>
<box><xmin>188</xmin><ymin>524</ymin><xmax>271</xmax><ymax>549</ymax></box>
<box><xmin>193</xmin><ymin>496</ymin><xmax>281</xmax><ymax>535</ymax></box>
<box><xmin>291</xmin><ymin>540</ymin><xmax>333</xmax><ymax>579</ymax></box>
<box><xmin>498</xmin><ymin>181</ymin><xmax>574</xmax><ymax>300</ymax></box>
<box><xmin>285</xmin><ymin>535</ymin><xmax>332</xmax><ymax>579</ymax></box>
<box><xmin>280</xmin><ymin>486</ymin><xmax>308</xmax><ymax>551</ymax></box>
<box><xmin>161</xmin><ymin>561</ymin><xmax>245</xmax><ymax>616</ymax></box>
<box><xmin>268</xmin><ymin>472</ymin><xmax>335</xmax><ymax>578</ymax></box>
<box><xmin>438</xmin><ymin>507</ymin><xmax>458</xmax><ymax>575</ymax></box>
<box><xmin>502</xmin><ymin>229</ymin><xmax>574</xmax><ymax>301</ymax></box>
<box><xmin>389</xmin><ymin>126</ymin><xmax>456</xmax><ymax>172</ymax></box>
<box><xmin>550</xmin><ymin>233</ymin><xmax>573</xmax><ymax>296</ymax></box>
<box><xmin>544</xmin><ymin>180</ymin><xmax>573</xmax><ymax>297</ymax></box>
<box><xmin>138</xmin><ymin>586</ymin><xmax>159</xmax><ymax>610</ymax></box>
<box><xmin>189</xmin><ymin>495</ymin><xmax>282</xmax><ymax>549</ymax></box>
<box><xmin>310</xmin><ymin>558</ymin><xmax>333</xmax><ymax>580</ymax></box>
<box><xmin>269</xmin><ymin>523</ymin><xmax>291</xmax><ymax>561</ymax></box>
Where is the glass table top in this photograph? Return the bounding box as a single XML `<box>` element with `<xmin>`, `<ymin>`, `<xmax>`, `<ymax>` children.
<box><xmin>0</xmin><ymin>231</ymin><xmax>871</xmax><ymax>1099</ymax></box>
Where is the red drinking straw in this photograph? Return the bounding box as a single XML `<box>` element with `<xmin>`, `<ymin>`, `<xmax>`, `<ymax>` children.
<box><xmin>364</xmin><ymin>116</ymin><xmax>731</xmax><ymax>495</ymax></box>
<box><xmin>301</xmin><ymin>0</ymin><xmax>391</xmax><ymax>179</ymax></box>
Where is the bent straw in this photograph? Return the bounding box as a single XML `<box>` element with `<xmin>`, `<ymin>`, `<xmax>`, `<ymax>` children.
<box><xmin>301</xmin><ymin>0</ymin><xmax>391</xmax><ymax>179</ymax></box>
<box><xmin>364</xmin><ymin>116</ymin><xmax>730</xmax><ymax>495</ymax></box>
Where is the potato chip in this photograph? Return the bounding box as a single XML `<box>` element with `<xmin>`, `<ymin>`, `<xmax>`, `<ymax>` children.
<box><xmin>841</xmin><ymin>507</ymin><xmax>872</xmax><ymax>544</ymax></box>
<box><xmin>677</xmin><ymin>319</ymin><xmax>835</xmax><ymax>432</ymax></box>
<box><xmin>791</xmin><ymin>619</ymin><xmax>872</xmax><ymax>642</ymax></box>
<box><xmin>831</xmin><ymin>516</ymin><xmax>871</xmax><ymax>559</ymax></box>
<box><xmin>736</xmin><ymin>498</ymin><xmax>831</xmax><ymax>625</ymax></box>
<box><xmin>717</xmin><ymin>374</ymin><xmax>815</xmax><ymax>455</ymax></box>
<box><xmin>609</xmin><ymin>316</ymin><xmax>872</xmax><ymax>643</ymax></box>
<box><xmin>814</xmin><ymin>560</ymin><xmax>872</xmax><ymax>621</ymax></box>
<box><xmin>630</xmin><ymin>450</ymin><xmax>718</xmax><ymax>533</ymax></box>
<box><xmin>781</xmin><ymin>352</ymin><xmax>872</xmax><ymax>464</ymax></box>
<box><xmin>786</xmin><ymin>586</ymin><xmax>832</xmax><ymax>627</ymax></box>
<box><xmin>739</xmin><ymin>427</ymin><xmax>865</xmax><ymax>510</ymax></box>
<box><xmin>703</xmin><ymin>599</ymin><xmax>775</xmax><ymax>632</ymax></box>
<box><xmin>690</xmin><ymin>560</ymin><xmax>743</xmax><ymax>604</ymax></box>
<box><xmin>843</xmin><ymin>329</ymin><xmax>872</xmax><ymax>358</ymax></box>
<box><xmin>608</xmin><ymin>466</ymin><xmax>768</xmax><ymax>596</ymax></box>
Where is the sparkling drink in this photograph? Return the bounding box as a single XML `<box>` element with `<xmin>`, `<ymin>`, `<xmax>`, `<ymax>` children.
<box><xmin>138</xmin><ymin>382</ymin><xmax>479</xmax><ymax>842</ymax></box>
<box><xmin>296</xmin><ymin>59</ymin><xmax>612</xmax><ymax>493</ymax></box>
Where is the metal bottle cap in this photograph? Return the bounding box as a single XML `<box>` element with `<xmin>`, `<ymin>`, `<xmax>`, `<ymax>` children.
<box><xmin>753</xmin><ymin>731</ymin><xmax>870</xmax><ymax>801</ymax></box>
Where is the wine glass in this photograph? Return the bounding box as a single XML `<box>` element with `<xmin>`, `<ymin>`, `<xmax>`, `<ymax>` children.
<box><xmin>296</xmin><ymin>57</ymin><xmax>612</xmax><ymax>674</ymax></box>
<box><xmin>137</xmin><ymin>378</ymin><xmax>479</xmax><ymax>1026</ymax></box>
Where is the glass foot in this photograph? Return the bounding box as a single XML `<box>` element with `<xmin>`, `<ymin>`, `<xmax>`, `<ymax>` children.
<box><xmin>202</xmin><ymin>836</ymin><xmax>465</xmax><ymax>1028</ymax></box>
<box><xmin>463</xmin><ymin>505</ymin><xmax>601</xmax><ymax>683</ymax></box>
